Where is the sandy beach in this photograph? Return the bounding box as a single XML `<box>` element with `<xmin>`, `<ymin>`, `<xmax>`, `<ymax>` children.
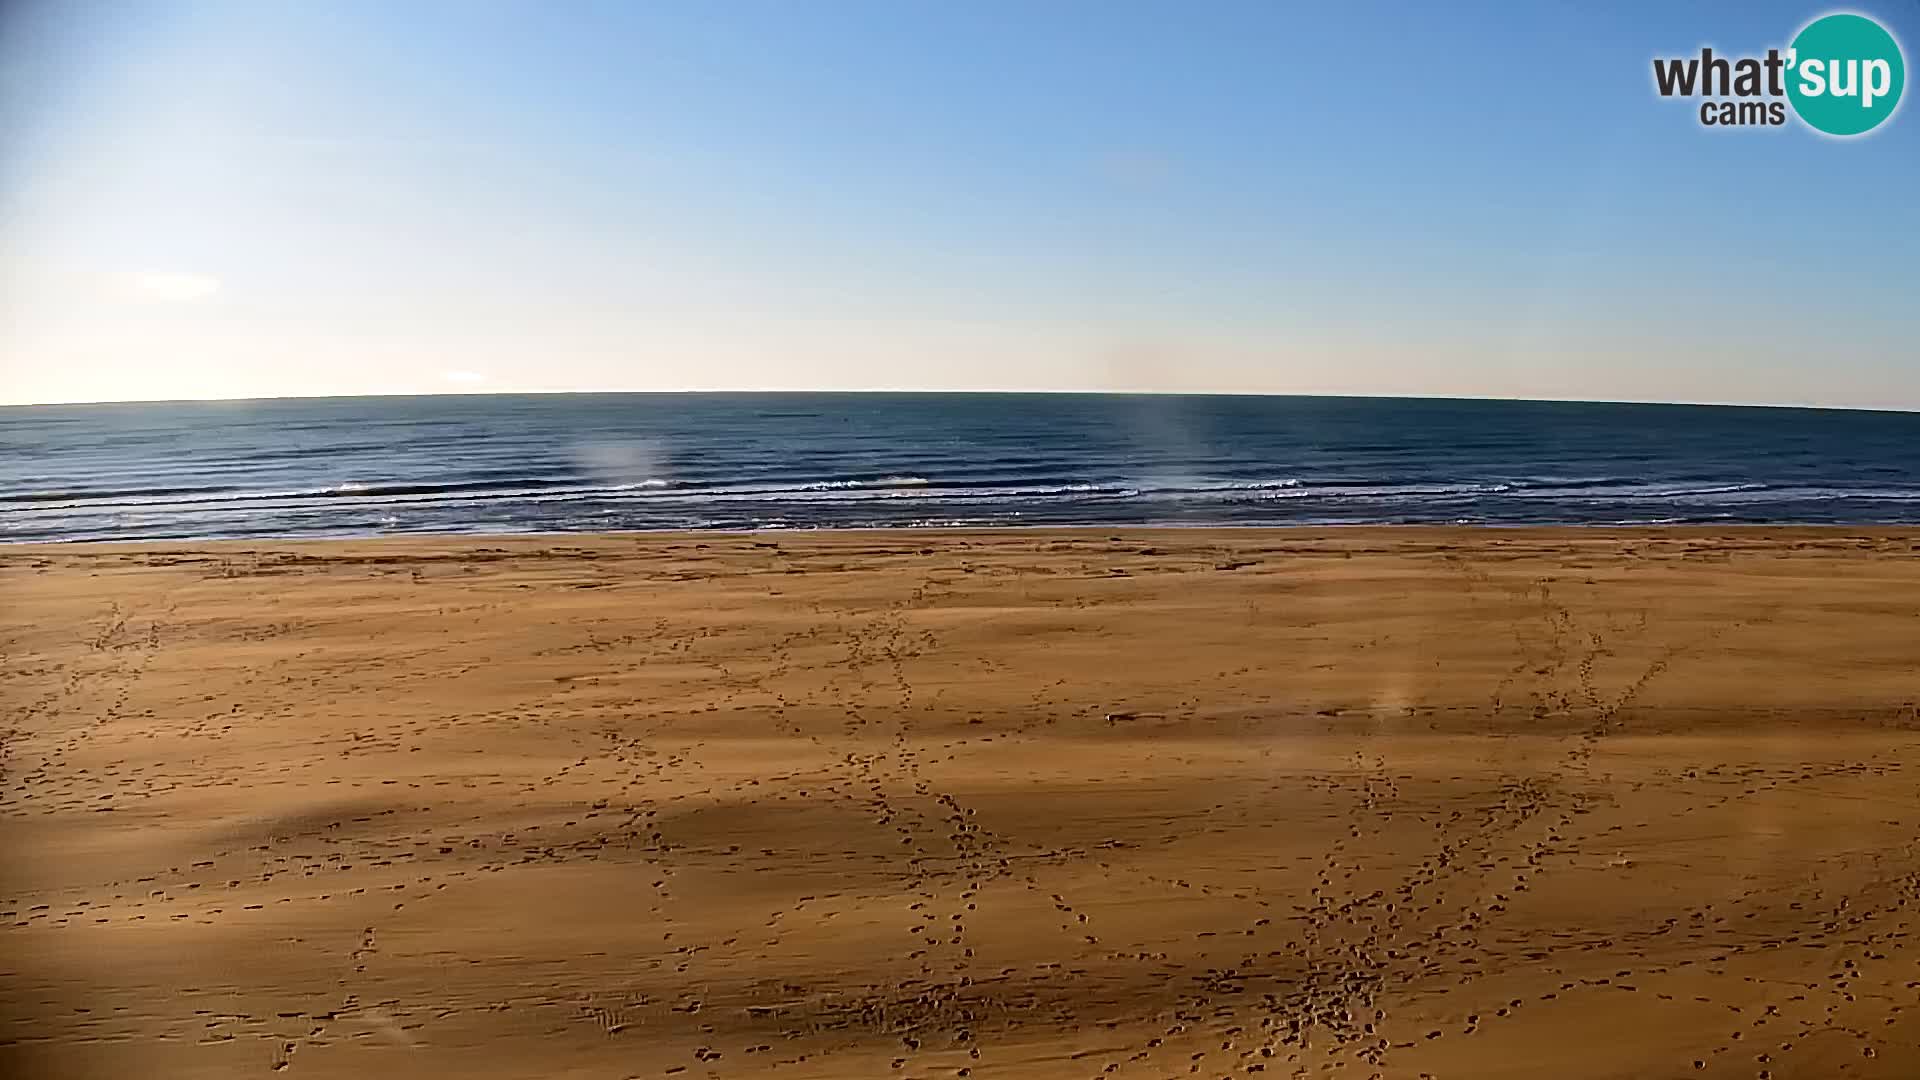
<box><xmin>5</xmin><ymin>527</ymin><xmax>1920</xmax><ymax>1080</ymax></box>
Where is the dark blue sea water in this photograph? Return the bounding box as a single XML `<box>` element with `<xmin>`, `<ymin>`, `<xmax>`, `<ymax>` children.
<box><xmin>6</xmin><ymin>393</ymin><xmax>1920</xmax><ymax>542</ymax></box>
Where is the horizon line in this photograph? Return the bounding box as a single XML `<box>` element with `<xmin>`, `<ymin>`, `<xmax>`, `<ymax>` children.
<box><xmin>4</xmin><ymin>387</ymin><xmax>1918</xmax><ymax>417</ymax></box>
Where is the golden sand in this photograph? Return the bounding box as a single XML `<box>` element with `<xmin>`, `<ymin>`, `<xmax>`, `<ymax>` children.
<box><xmin>4</xmin><ymin>528</ymin><xmax>1920</xmax><ymax>1079</ymax></box>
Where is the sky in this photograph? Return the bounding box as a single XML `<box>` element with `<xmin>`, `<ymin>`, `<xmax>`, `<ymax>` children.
<box><xmin>1</xmin><ymin>0</ymin><xmax>1916</xmax><ymax>408</ymax></box>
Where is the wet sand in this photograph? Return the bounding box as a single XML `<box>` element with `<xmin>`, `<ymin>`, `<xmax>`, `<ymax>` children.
<box><xmin>4</xmin><ymin>528</ymin><xmax>1920</xmax><ymax>1079</ymax></box>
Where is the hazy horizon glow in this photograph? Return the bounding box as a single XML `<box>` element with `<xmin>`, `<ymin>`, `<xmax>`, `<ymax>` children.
<box><xmin>2</xmin><ymin>1</ymin><xmax>1915</xmax><ymax>409</ymax></box>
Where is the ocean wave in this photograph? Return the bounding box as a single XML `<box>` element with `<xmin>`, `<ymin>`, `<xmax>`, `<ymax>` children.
<box><xmin>1</xmin><ymin>475</ymin><xmax>661</xmax><ymax>512</ymax></box>
<box><xmin>1134</xmin><ymin>481</ymin><xmax>1512</xmax><ymax>501</ymax></box>
<box><xmin>1753</xmin><ymin>487</ymin><xmax>1920</xmax><ymax>502</ymax></box>
<box><xmin>1650</xmin><ymin>483</ymin><xmax>1771</xmax><ymax>497</ymax></box>
<box><xmin>1</xmin><ymin>484</ymin><xmax>243</xmax><ymax>505</ymax></box>
<box><xmin>0</xmin><ymin>473</ymin><xmax>1698</xmax><ymax>517</ymax></box>
<box><xmin>798</xmin><ymin>475</ymin><xmax>930</xmax><ymax>491</ymax></box>
<box><xmin>1502</xmin><ymin>483</ymin><xmax>1920</xmax><ymax>502</ymax></box>
<box><xmin>16</xmin><ymin>471</ymin><xmax>1920</xmax><ymax>536</ymax></box>
<box><xmin>1144</xmin><ymin>478</ymin><xmax>1303</xmax><ymax>492</ymax></box>
<box><xmin>25</xmin><ymin>473</ymin><xmax>1920</xmax><ymax>520</ymax></box>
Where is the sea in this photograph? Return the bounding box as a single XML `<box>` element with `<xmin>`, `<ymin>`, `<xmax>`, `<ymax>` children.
<box><xmin>6</xmin><ymin>393</ymin><xmax>1920</xmax><ymax>543</ymax></box>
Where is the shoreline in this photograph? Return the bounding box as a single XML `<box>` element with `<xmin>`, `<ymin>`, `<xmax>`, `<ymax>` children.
<box><xmin>10</xmin><ymin>520</ymin><xmax>1920</xmax><ymax>554</ymax></box>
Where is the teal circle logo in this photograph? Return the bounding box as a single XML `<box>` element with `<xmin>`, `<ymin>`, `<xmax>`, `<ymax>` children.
<box><xmin>1787</xmin><ymin>13</ymin><xmax>1905</xmax><ymax>136</ymax></box>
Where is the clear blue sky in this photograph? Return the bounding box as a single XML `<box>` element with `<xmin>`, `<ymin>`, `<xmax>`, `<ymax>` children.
<box><xmin>1</xmin><ymin>0</ymin><xmax>1915</xmax><ymax>406</ymax></box>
